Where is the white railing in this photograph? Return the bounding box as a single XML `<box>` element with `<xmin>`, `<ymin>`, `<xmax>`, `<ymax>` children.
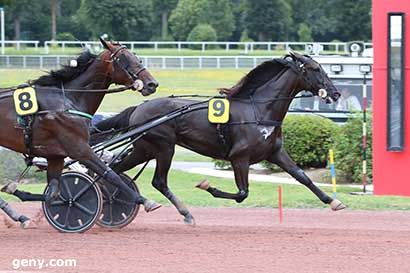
<box><xmin>0</xmin><ymin>55</ymin><xmax>373</xmax><ymax>77</ymax></box>
<box><xmin>2</xmin><ymin>40</ymin><xmax>39</xmax><ymax>50</ymax></box>
<box><xmin>43</xmin><ymin>40</ymin><xmax>373</xmax><ymax>54</ymax></box>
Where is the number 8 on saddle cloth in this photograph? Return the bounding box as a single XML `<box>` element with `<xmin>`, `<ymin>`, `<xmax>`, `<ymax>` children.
<box><xmin>13</xmin><ymin>87</ymin><xmax>39</xmax><ymax>116</ymax></box>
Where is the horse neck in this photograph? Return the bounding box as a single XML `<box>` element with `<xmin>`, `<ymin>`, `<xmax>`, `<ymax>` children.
<box><xmin>64</xmin><ymin>61</ymin><xmax>111</xmax><ymax>115</ymax></box>
<box><xmin>255</xmin><ymin>69</ymin><xmax>304</xmax><ymax>122</ymax></box>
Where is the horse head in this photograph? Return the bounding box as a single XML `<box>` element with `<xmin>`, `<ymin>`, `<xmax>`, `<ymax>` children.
<box><xmin>289</xmin><ymin>51</ymin><xmax>340</xmax><ymax>103</ymax></box>
<box><xmin>99</xmin><ymin>38</ymin><xmax>158</xmax><ymax>96</ymax></box>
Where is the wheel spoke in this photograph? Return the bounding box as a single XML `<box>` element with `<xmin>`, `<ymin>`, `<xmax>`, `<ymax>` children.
<box><xmin>109</xmin><ymin>204</ymin><xmax>113</xmax><ymax>225</ymax></box>
<box><xmin>50</xmin><ymin>200</ymin><xmax>65</xmax><ymax>206</ymax></box>
<box><xmin>63</xmin><ymin>207</ymin><xmax>71</xmax><ymax>228</ymax></box>
<box><xmin>72</xmin><ymin>183</ymin><xmax>93</xmax><ymax>201</ymax></box>
<box><xmin>111</xmin><ymin>187</ymin><xmax>120</xmax><ymax>199</ymax></box>
<box><xmin>62</xmin><ymin>178</ymin><xmax>73</xmax><ymax>199</ymax></box>
<box><xmin>73</xmin><ymin>202</ymin><xmax>95</xmax><ymax>216</ymax></box>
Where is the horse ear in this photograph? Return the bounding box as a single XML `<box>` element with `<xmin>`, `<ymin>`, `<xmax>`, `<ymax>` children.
<box><xmin>289</xmin><ymin>51</ymin><xmax>303</xmax><ymax>60</ymax></box>
<box><xmin>99</xmin><ymin>37</ymin><xmax>110</xmax><ymax>50</ymax></box>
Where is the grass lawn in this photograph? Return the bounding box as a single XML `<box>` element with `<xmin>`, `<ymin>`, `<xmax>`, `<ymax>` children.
<box><xmin>1</xmin><ymin>168</ymin><xmax>409</xmax><ymax>210</ymax></box>
<box><xmin>0</xmin><ymin>69</ymin><xmax>247</xmax><ymax>112</ymax></box>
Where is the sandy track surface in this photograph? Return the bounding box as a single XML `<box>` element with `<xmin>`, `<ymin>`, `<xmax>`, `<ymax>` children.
<box><xmin>1</xmin><ymin>203</ymin><xmax>410</xmax><ymax>273</ymax></box>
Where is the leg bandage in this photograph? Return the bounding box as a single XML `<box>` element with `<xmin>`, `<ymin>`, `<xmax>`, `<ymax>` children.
<box><xmin>0</xmin><ymin>197</ymin><xmax>22</xmax><ymax>222</ymax></box>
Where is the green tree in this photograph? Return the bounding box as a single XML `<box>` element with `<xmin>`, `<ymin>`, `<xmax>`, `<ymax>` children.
<box><xmin>5</xmin><ymin>0</ymin><xmax>50</xmax><ymax>41</ymax></box>
<box><xmin>187</xmin><ymin>24</ymin><xmax>217</xmax><ymax>41</ymax></box>
<box><xmin>207</xmin><ymin>0</ymin><xmax>234</xmax><ymax>40</ymax></box>
<box><xmin>5</xmin><ymin>0</ymin><xmax>32</xmax><ymax>40</ymax></box>
<box><xmin>290</xmin><ymin>0</ymin><xmax>371</xmax><ymax>42</ymax></box>
<box><xmin>169</xmin><ymin>0</ymin><xmax>204</xmax><ymax>41</ymax></box>
<box><xmin>230</xmin><ymin>0</ymin><xmax>247</xmax><ymax>41</ymax></box>
<box><xmin>297</xmin><ymin>23</ymin><xmax>312</xmax><ymax>42</ymax></box>
<box><xmin>152</xmin><ymin>0</ymin><xmax>177</xmax><ymax>40</ymax></box>
<box><xmin>57</xmin><ymin>0</ymin><xmax>90</xmax><ymax>41</ymax></box>
<box><xmin>79</xmin><ymin>0</ymin><xmax>154</xmax><ymax>40</ymax></box>
<box><xmin>329</xmin><ymin>0</ymin><xmax>371</xmax><ymax>41</ymax></box>
<box><xmin>245</xmin><ymin>0</ymin><xmax>292</xmax><ymax>41</ymax></box>
<box><xmin>169</xmin><ymin>0</ymin><xmax>234</xmax><ymax>41</ymax></box>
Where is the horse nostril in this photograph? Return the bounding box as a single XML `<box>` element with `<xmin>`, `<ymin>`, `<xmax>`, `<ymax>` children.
<box><xmin>333</xmin><ymin>92</ymin><xmax>341</xmax><ymax>100</ymax></box>
<box><xmin>147</xmin><ymin>81</ymin><xmax>158</xmax><ymax>89</ymax></box>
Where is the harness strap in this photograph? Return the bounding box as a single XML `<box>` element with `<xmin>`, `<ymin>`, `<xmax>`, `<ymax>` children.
<box><xmin>67</xmin><ymin>109</ymin><xmax>93</xmax><ymax>120</ymax></box>
<box><xmin>216</xmin><ymin>124</ymin><xmax>231</xmax><ymax>159</ymax></box>
<box><xmin>17</xmin><ymin>115</ymin><xmax>34</xmax><ymax>156</ymax></box>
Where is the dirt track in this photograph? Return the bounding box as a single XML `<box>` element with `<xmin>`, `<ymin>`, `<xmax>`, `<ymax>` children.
<box><xmin>1</xmin><ymin>203</ymin><xmax>410</xmax><ymax>273</ymax></box>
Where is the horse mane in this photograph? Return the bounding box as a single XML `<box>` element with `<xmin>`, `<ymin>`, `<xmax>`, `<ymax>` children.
<box><xmin>32</xmin><ymin>51</ymin><xmax>97</xmax><ymax>86</ymax></box>
<box><xmin>219</xmin><ymin>56</ymin><xmax>291</xmax><ymax>98</ymax></box>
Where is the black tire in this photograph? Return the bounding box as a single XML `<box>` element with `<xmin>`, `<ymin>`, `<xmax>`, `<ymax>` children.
<box><xmin>42</xmin><ymin>171</ymin><xmax>103</xmax><ymax>233</ymax></box>
<box><xmin>96</xmin><ymin>173</ymin><xmax>140</xmax><ymax>229</ymax></box>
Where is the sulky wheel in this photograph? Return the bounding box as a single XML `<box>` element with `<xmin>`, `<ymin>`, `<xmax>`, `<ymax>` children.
<box><xmin>42</xmin><ymin>171</ymin><xmax>103</xmax><ymax>233</ymax></box>
<box><xmin>96</xmin><ymin>173</ymin><xmax>140</xmax><ymax>229</ymax></box>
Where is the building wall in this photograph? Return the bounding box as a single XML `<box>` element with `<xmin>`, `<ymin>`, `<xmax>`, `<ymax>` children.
<box><xmin>373</xmin><ymin>0</ymin><xmax>410</xmax><ymax>195</ymax></box>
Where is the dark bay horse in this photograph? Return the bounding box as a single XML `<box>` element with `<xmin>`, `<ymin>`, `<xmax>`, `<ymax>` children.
<box><xmin>92</xmin><ymin>52</ymin><xmax>345</xmax><ymax>225</ymax></box>
<box><xmin>0</xmin><ymin>38</ymin><xmax>160</xmax><ymax>224</ymax></box>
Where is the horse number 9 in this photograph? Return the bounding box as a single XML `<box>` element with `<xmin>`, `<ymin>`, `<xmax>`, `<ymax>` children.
<box><xmin>13</xmin><ymin>87</ymin><xmax>39</xmax><ymax>116</ymax></box>
<box><xmin>208</xmin><ymin>98</ymin><xmax>230</xmax><ymax>123</ymax></box>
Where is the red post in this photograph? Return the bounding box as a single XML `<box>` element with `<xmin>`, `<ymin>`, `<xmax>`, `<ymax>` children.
<box><xmin>278</xmin><ymin>185</ymin><xmax>283</xmax><ymax>223</ymax></box>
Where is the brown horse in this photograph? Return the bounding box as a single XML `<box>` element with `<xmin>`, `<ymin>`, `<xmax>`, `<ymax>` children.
<box><xmin>0</xmin><ymin>38</ymin><xmax>160</xmax><ymax>223</ymax></box>
<box><xmin>91</xmin><ymin>52</ymin><xmax>346</xmax><ymax>225</ymax></box>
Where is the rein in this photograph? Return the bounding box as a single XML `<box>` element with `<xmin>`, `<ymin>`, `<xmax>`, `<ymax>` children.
<box><xmin>0</xmin><ymin>83</ymin><xmax>138</xmax><ymax>104</ymax></box>
<box><xmin>167</xmin><ymin>93</ymin><xmax>314</xmax><ymax>103</ymax></box>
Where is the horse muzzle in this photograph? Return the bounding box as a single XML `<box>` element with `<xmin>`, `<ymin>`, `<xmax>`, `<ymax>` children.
<box><xmin>138</xmin><ymin>80</ymin><xmax>158</xmax><ymax>96</ymax></box>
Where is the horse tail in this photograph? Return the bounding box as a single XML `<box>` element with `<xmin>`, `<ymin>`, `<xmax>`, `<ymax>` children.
<box><xmin>89</xmin><ymin>106</ymin><xmax>136</xmax><ymax>145</ymax></box>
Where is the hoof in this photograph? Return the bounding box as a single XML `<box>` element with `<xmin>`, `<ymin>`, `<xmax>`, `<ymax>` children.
<box><xmin>144</xmin><ymin>200</ymin><xmax>162</xmax><ymax>213</ymax></box>
<box><xmin>184</xmin><ymin>216</ymin><xmax>196</xmax><ymax>227</ymax></box>
<box><xmin>1</xmin><ymin>181</ymin><xmax>17</xmax><ymax>194</ymax></box>
<box><xmin>18</xmin><ymin>215</ymin><xmax>31</xmax><ymax>229</ymax></box>
<box><xmin>330</xmin><ymin>199</ymin><xmax>346</xmax><ymax>211</ymax></box>
<box><xmin>45</xmin><ymin>186</ymin><xmax>59</xmax><ymax>204</ymax></box>
<box><xmin>196</xmin><ymin>179</ymin><xmax>210</xmax><ymax>190</ymax></box>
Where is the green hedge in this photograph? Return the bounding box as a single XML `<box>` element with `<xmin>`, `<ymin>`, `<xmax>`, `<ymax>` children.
<box><xmin>0</xmin><ymin>149</ymin><xmax>45</xmax><ymax>183</ymax></box>
<box><xmin>187</xmin><ymin>24</ymin><xmax>217</xmax><ymax>50</ymax></box>
<box><xmin>334</xmin><ymin>113</ymin><xmax>372</xmax><ymax>183</ymax></box>
<box><xmin>214</xmin><ymin>114</ymin><xmax>341</xmax><ymax>171</ymax></box>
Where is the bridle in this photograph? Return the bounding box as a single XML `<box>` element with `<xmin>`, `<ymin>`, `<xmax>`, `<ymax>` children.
<box><xmin>108</xmin><ymin>45</ymin><xmax>146</xmax><ymax>84</ymax></box>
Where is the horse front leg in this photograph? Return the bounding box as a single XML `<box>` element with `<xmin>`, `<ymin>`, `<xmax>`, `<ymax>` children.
<box><xmin>151</xmin><ymin>147</ymin><xmax>196</xmax><ymax>225</ymax></box>
<box><xmin>268</xmin><ymin>149</ymin><xmax>346</xmax><ymax>211</ymax></box>
<box><xmin>196</xmin><ymin>159</ymin><xmax>250</xmax><ymax>203</ymax></box>
<box><xmin>45</xmin><ymin>158</ymin><xmax>65</xmax><ymax>203</ymax></box>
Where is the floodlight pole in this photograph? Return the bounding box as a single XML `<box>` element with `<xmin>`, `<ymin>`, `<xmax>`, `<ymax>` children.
<box><xmin>0</xmin><ymin>7</ymin><xmax>4</xmax><ymax>55</ymax></box>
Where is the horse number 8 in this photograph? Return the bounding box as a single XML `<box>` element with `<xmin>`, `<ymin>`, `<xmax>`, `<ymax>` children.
<box><xmin>18</xmin><ymin>92</ymin><xmax>33</xmax><ymax>111</ymax></box>
<box><xmin>13</xmin><ymin>87</ymin><xmax>39</xmax><ymax>116</ymax></box>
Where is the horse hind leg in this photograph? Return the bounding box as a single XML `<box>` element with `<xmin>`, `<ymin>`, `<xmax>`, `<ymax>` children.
<box><xmin>0</xmin><ymin>197</ymin><xmax>31</xmax><ymax>228</ymax></box>
<box><xmin>268</xmin><ymin>149</ymin><xmax>346</xmax><ymax>211</ymax></box>
<box><xmin>196</xmin><ymin>159</ymin><xmax>250</xmax><ymax>203</ymax></box>
<box><xmin>151</xmin><ymin>147</ymin><xmax>195</xmax><ymax>225</ymax></box>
